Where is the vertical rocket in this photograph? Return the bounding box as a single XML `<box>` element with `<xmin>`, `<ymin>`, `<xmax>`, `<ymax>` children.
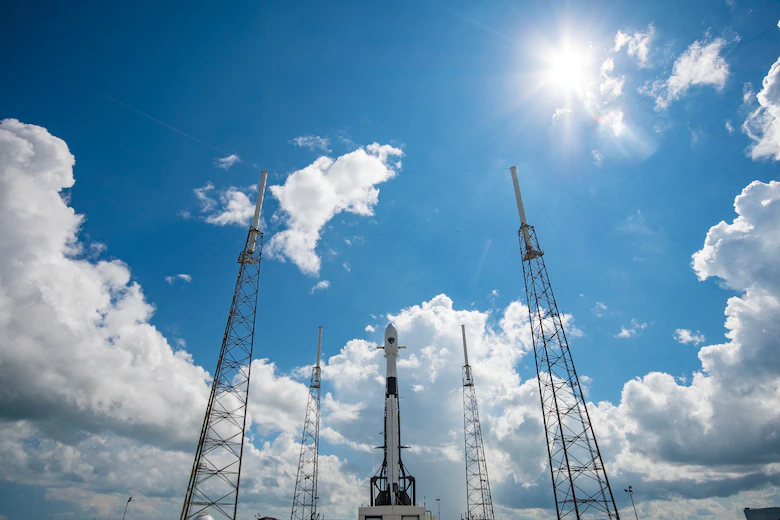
<box><xmin>364</xmin><ymin>323</ymin><xmax>418</xmax><ymax>511</ymax></box>
<box><xmin>383</xmin><ymin>323</ymin><xmax>401</xmax><ymax>504</ymax></box>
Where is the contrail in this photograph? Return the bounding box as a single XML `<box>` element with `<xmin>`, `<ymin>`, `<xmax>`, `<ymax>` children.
<box><xmin>73</xmin><ymin>79</ymin><xmax>229</xmax><ymax>155</ymax></box>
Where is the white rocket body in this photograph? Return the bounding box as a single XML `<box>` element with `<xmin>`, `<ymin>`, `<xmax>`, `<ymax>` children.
<box><xmin>383</xmin><ymin>323</ymin><xmax>401</xmax><ymax>505</ymax></box>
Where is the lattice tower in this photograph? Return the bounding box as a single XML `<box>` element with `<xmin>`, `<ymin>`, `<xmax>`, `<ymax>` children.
<box><xmin>291</xmin><ymin>326</ymin><xmax>323</xmax><ymax>520</ymax></box>
<box><xmin>461</xmin><ymin>325</ymin><xmax>495</xmax><ymax>520</ymax></box>
<box><xmin>180</xmin><ymin>171</ymin><xmax>268</xmax><ymax>520</ymax></box>
<box><xmin>510</xmin><ymin>166</ymin><xmax>620</xmax><ymax>520</ymax></box>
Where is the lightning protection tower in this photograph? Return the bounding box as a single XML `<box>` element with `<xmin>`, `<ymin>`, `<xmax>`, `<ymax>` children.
<box><xmin>510</xmin><ymin>166</ymin><xmax>620</xmax><ymax>519</ymax></box>
<box><xmin>291</xmin><ymin>326</ymin><xmax>323</xmax><ymax>520</ymax></box>
<box><xmin>461</xmin><ymin>325</ymin><xmax>495</xmax><ymax>520</ymax></box>
<box><xmin>180</xmin><ymin>170</ymin><xmax>269</xmax><ymax>520</ymax></box>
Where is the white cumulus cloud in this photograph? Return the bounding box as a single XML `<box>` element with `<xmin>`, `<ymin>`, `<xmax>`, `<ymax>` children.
<box><xmin>310</xmin><ymin>280</ymin><xmax>330</xmax><ymax>294</ymax></box>
<box><xmin>266</xmin><ymin>143</ymin><xmax>402</xmax><ymax>276</ymax></box>
<box><xmin>214</xmin><ymin>153</ymin><xmax>240</xmax><ymax>170</ymax></box>
<box><xmin>290</xmin><ymin>135</ymin><xmax>331</xmax><ymax>153</ymax></box>
<box><xmin>643</xmin><ymin>34</ymin><xmax>732</xmax><ymax>109</ymax></box>
<box><xmin>674</xmin><ymin>328</ymin><xmax>706</xmax><ymax>345</ymax></box>
<box><xmin>616</xmin><ymin>318</ymin><xmax>649</xmax><ymax>338</ymax></box>
<box><xmin>194</xmin><ymin>182</ymin><xmax>257</xmax><ymax>226</ymax></box>
<box><xmin>614</xmin><ymin>24</ymin><xmax>655</xmax><ymax>66</ymax></box>
<box><xmin>743</xmin><ymin>56</ymin><xmax>780</xmax><ymax>160</ymax></box>
<box><xmin>552</xmin><ymin>107</ymin><xmax>572</xmax><ymax>124</ymax></box>
<box><xmin>164</xmin><ymin>273</ymin><xmax>192</xmax><ymax>284</ymax></box>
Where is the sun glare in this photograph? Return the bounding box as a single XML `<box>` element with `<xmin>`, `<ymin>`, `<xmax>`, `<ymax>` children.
<box><xmin>544</xmin><ymin>46</ymin><xmax>591</xmax><ymax>93</ymax></box>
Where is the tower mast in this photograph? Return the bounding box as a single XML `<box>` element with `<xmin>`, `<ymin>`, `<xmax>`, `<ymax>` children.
<box><xmin>180</xmin><ymin>170</ymin><xmax>269</xmax><ymax>520</ymax></box>
<box><xmin>461</xmin><ymin>325</ymin><xmax>495</xmax><ymax>520</ymax></box>
<box><xmin>510</xmin><ymin>166</ymin><xmax>620</xmax><ymax>519</ymax></box>
<box><xmin>291</xmin><ymin>326</ymin><xmax>323</xmax><ymax>520</ymax></box>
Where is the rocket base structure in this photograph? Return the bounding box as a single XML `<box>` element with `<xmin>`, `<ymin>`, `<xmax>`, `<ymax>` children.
<box><xmin>290</xmin><ymin>327</ymin><xmax>323</xmax><ymax>520</ymax></box>
<box><xmin>180</xmin><ymin>172</ymin><xmax>269</xmax><ymax>520</ymax></box>
<box><xmin>510</xmin><ymin>166</ymin><xmax>620</xmax><ymax>519</ymax></box>
<box><xmin>359</xmin><ymin>324</ymin><xmax>425</xmax><ymax>520</ymax></box>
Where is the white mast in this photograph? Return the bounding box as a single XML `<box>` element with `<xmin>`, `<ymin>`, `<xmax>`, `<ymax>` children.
<box><xmin>316</xmin><ymin>325</ymin><xmax>323</xmax><ymax>369</ymax></box>
<box><xmin>248</xmin><ymin>170</ymin><xmax>268</xmax><ymax>254</ymax></box>
<box><xmin>510</xmin><ymin>166</ymin><xmax>534</xmax><ymax>253</ymax></box>
<box><xmin>461</xmin><ymin>324</ymin><xmax>470</xmax><ymax>367</ymax></box>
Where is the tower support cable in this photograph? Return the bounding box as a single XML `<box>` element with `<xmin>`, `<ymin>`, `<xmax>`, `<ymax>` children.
<box><xmin>180</xmin><ymin>171</ymin><xmax>269</xmax><ymax>520</ymax></box>
<box><xmin>510</xmin><ymin>166</ymin><xmax>620</xmax><ymax>520</ymax></box>
<box><xmin>461</xmin><ymin>325</ymin><xmax>495</xmax><ymax>520</ymax></box>
<box><xmin>291</xmin><ymin>326</ymin><xmax>323</xmax><ymax>520</ymax></box>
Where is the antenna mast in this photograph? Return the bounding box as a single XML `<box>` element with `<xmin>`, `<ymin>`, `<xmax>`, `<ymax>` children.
<box><xmin>461</xmin><ymin>325</ymin><xmax>495</xmax><ymax>520</ymax></box>
<box><xmin>510</xmin><ymin>166</ymin><xmax>620</xmax><ymax>519</ymax></box>
<box><xmin>291</xmin><ymin>326</ymin><xmax>323</xmax><ymax>520</ymax></box>
<box><xmin>180</xmin><ymin>170</ymin><xmax>269</xmax><ymax>520</ymax></box>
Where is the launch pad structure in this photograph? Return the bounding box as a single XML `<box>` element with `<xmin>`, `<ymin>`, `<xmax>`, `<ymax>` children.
<box><xmin>180</xmin><ymin>171</ymin><xmax>268</xmax><ymax>520</ymax></box>
<box><xmin>511</xmin><ymin>166</ymin><xmax>621</xmax><ymax>519</ymax></box>
<box><xmin>291</xmin><ymin>327</ymin><xmax>323</xmax><ymax>520</ymax></box>
<box><xmin>461</xmin><ymin>325</ymin><xmax>495</xmax><ymax>520</ymax></box>
<box><xmin>176</xmin><ymin>161</ymin><xmax>623</xmax><ymax>520</ymax></box>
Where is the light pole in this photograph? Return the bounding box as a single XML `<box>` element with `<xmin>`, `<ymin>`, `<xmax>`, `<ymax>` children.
<box><xmin>436</xmin><ymin>498</ymin><xmax>441</xmax><ymax>520</ymax></box>
<box><xmin>624</xmin><ymin>486</ymin><xmax>639</xmax><ymax>520</ymax></box>
<box><xmin>122</xmin><ymin>496</ymin><xmax>132</xmax><ymax>520</ymax></box>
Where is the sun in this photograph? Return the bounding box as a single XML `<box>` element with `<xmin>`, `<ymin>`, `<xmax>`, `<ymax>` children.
<box><xmin>543</xmin><ymin>45</ymin><xmax>591</xmax><ymax>93</ymax></box>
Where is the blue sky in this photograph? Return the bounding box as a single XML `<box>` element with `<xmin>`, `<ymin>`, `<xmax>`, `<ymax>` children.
<box><xmin>1</xmin><ymin>2</ymin><xmax>780</xmax><ymax>519</ymax></box>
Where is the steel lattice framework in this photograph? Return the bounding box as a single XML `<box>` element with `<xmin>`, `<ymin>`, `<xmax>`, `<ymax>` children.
<box><xmin>180</xmin><ymin>225</ymin><xmax>264</xmax><ymax>520</ymax></box>
<box><xmin>518</xmin><ymin>222</ymin><xmax>620</xmax><ymax>520</ymax></box>
<box><xmin>291</xmin><ymin>327</ymin><xmax>322</xmax><ymax>520</ymax></box>
<box><xmin>461</xmin><ymin>326</ymin><xmax>495</xmax><ymax>520</ymax></box>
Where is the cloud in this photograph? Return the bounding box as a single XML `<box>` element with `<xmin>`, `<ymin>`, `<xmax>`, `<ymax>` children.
<box><xmin>214</xmin><ymin>153</ymin><xmax>240</xmax><ymax>170</ymax></box>
<box><xmin>589</xmin><ymin>179</ymin><xmax>780</xmax><ymax>505</ymax></box>
<box><xmin>602</xmin><ymin>109</ymin><xmax>626</xmax><ymax>137</ymax></box>
<box><xmin>726</xmin><ymin>120</ymin><xmax>735</xmax><ymax>133</ymax></box>
<box><xmin>0</xmin><ymin>119</ymin><xmax>365</xmax><ymax>520</ymax></box>
<box><xmin>290</xmin><ymin>135</ymin><xmax>331</xmax><ymax>153</ymax></box>
<box><xmin>591</xmin><ymin>301</ymin><xmax>608</xmax><ymax>316</ymax></box>
<box><xmin>8</xmin><ymin>119</ymin><xmax>780</xmax><ymax>518</ymax></box>
<box><xmin>743</xmin><ymin>56</ymin><xmax>780</xmax><ymax>160</ymax></box>
<box><xmin>194</xmin><ymin>182</ymin><xmax>257</xmax><ymax>226</ymax></box>
<box><xmin>616</xmin><ymin>318</ymin><xmax>649</xmax><ymax>338</ymax></box>
<box><xmin>614</xmin><ymin>24</ymin><xmax>655</xmax><ymax>67</ymax></box>
<box><xmin>342</xmin><ymin>261</ymin><xmax>351</xmax><ymax>272</ymax></box>
<box><xmin>0</xmin><ymin>118</ymin><xmax>211</xmax><ymax>450</ymax></box>
<box><xmin>164</xmin><ymin>273</ymin><xmax>192</xmax><ymax>284</ymax></box>
<box><xmin>552</xmin><ymin>107</ymin><xmax>572</xmax><ymax>124</ymax></box>
<box><xmin>364</xmin><ymin>325</ymin><xmax>375</xmax><ymax>333</ymax></box>
<box><xmin>642</xmin><ymin>34</ymin><xmax>731</xmax><ymax>109</ymax></box>
<box><xmin>591</xmin><ymin>149</ymin><xmax>604</xmax><ymax>166</ymax></box>
<box><xmin>674</xmin><ymin>328</ymin><xmax>706</xmax><ymax>345</ymax></box>
<box><xmin>266</xmin><ymin>143</ymin><xmax>402</xmax><ymax>276</ymax></box>
<box><xmin>599</xmin><ymin>58</ymin><xmax>624</xmax><ymax>101</ymax></box>
<box><xmin>310</xmin><ymin>280</ymin><xmax>331</xmax><ymax>294</ymax></box>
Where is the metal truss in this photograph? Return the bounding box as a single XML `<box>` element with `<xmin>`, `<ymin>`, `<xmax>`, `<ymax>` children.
<box><xmin>462</xmin><ymin>360</ymin><xmax>495</xmax><ymax>520</ymax></box>
<box><xmin>519</xmin><ymin>224</ymin><xmax>620</xmax><ymax>520</ymax></box>
<box><xmin>180</xmin><ymin>229</ymin><xmax>263</xmax><ymax>520</ymax></box>
<box><xmin>291</xmin><ymin>330</ymin><xmax>322</xmax><ymax>520</ymax></box>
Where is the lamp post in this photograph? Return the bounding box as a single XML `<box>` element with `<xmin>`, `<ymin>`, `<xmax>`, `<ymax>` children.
<box><xmin>122</xmin><ymin>497</ymin><xmax>132</xmax><ymax>520</ymax></box>
<box><xmin>624</xmin><ymin>486</ymin><xmax>639</xmax><ymax>520</ymax></box>
<box><xmin>436</xmin><ymin>498</ymin><xmax>441</xmax><ymax>520</ymax></box>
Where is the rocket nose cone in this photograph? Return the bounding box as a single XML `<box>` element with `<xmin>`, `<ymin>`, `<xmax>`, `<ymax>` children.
<box><xmin>384</xmin><ymin>323</ymin><xmax>398</xmax><ymax>346</ymax></box>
